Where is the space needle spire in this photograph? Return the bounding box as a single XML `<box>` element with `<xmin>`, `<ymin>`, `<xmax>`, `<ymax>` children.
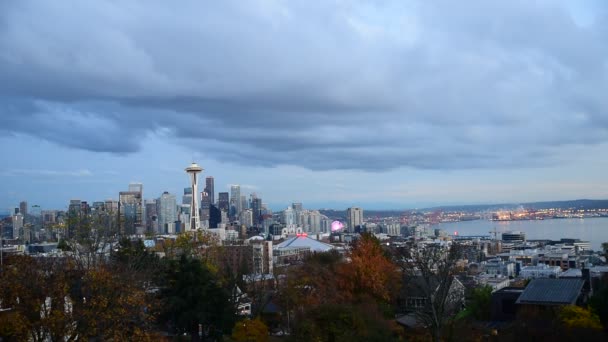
<box><xmin>185</xmin><ymin>162</ymin><xmax>203</xmax><ymax>231</ymax></box>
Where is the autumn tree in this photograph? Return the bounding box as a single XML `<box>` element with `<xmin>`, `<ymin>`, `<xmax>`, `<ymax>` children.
<box><xmin>394</xmin><ymin>242</ymin><xmax>465</xmax><ymax>342</ymax></box>
<box><xmin>283</xmin><ymin>233</ymin><xmax>402</xmax><ymax>340</ymax></box>
<box><xmin>231</xmin><ymin>318</ymin><xmax>269</xmax><ymax>342</ymax></box>
<box><xmin>0</xmin><ymin>254</ymin><xmax>158</xmax><ymax>341</ymax></box>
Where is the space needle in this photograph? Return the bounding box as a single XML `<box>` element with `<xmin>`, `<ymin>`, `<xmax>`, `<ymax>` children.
<box><xmin>185</xmin><ymin>162</ymin><xmax>203</xmax><ymax>231</ymax></box>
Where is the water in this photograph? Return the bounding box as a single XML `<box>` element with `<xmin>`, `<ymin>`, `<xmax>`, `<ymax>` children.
<box><xmin>437</xmin><ymin>217</ymin><xmax>608</xmax><ymax>251</ymax></box>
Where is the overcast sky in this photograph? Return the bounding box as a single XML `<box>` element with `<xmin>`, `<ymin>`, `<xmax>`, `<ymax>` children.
<box><xmin>1</xmin><ymin>0</ymin><xmax>608</xmax><ymax>212</ymax></box>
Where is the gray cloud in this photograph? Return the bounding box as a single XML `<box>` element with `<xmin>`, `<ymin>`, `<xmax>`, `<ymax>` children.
<box><xmin>1</xmin><ymin>0</ymin><xmax>607</xmax><ymax>171</ymax></box>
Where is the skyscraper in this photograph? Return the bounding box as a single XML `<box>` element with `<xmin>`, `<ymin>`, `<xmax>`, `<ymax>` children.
<box><xmin>128</xmin><ymin>183</ymin><xmax>143</xmax><ymax>196</ymax></box>
<box><xmin>19</xmin><ymin>201</ymin><xmax>28</xmax><ymax>219</ymax></box>
<box><xmin>145</xmin><ymin>199</ymin><xmax>158</xmax><ymax>234</ymax></box>
<box><xmin>119</xmin><ymin>191</ymin><xmax>143</xmax><ymax>235</ymax></box>
<box><xmin>205</xmin><ymin>176</ymin><xmax>215</xmax><ymax>204</ymax></box>
<box><xmin>185</xmin><ymin>162</ymin><xmax>203</xmax><ymax>231</ymax></box>
<box><xmin>182</xmin><ymin>187</ymin><xmax>193</xmax><ymax>205</ymax></box>
<box><xmin>347</xmin><ymin>207</ymin><xmax>364</xmax><ymax>232</ymax></box>
<box><xmin>158</xmin><ymin>191</ymin><xmax>177</xmax><ymax>234</ymax></box>
<box><xmin>252</xmin><ymin>197</ymin><xmax>262</xmax><ymax>226</ymax></box>
<box><xmin>218</xmin><ymin>192</ymin><xmax>229</xmax><ymax>212</ymax></box>
<box><xmin>230</xmin><ymin>185</ymin><xmax>241</xmax><ymax>216</ymax></box>
<box><xmin>201</xmin><ymin>191</ymin><xmax>211</xmax><ymax>221</ymax></box>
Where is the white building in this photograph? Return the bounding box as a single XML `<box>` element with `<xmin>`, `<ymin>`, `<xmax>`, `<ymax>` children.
<box><xmin>347</xmin><ymin>207</ymin><xmax>363</xmax><ymax>232</ymax></box>
<box><xmin>239</xmin><ymin>209</ymin><xmax>253</xmax><ymax>227</ymax></box>
<box><xmin>520</xmin><ymin>264</ymin><xmax>562</xmax><ymax>279</ymax></box>
<box><xmin>282</xmin><ymin>207</ymin><xmax>296</xmax><ymax>226</ymax></box>
<box><xmin>12</xmin><ymin>213</ymin><xmax>24</xmax><ymax>239</ymax></box>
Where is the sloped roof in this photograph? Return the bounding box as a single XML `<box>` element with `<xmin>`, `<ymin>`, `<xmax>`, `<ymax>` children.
<box><xmin>275</xmin><ymin>235</ymin><xmax>334</xmax><ymax>252</ymax></box>
<box><xmin>516</xmin><ymin>278</ymin><xmax>585</xmax><ymax>305</ymax></box>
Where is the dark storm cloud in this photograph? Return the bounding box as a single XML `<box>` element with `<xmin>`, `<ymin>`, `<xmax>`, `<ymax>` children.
<box><xmin>1</xmin><ymin>0</ymin><xmax>607</xmax><ymax>171</ymax></box>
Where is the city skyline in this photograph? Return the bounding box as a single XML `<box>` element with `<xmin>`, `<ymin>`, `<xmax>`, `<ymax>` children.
<box><xmin>2</xmin><ymin>1</ymin><xmax>608</xmax><ymax>210</ymax></box>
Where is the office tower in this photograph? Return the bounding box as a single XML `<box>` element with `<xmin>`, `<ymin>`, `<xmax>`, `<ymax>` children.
<box><xmin>209</xmin><ymin>204</ymin><xmax>221</xmax><ymax>229</ymax></box>
<box><xmin>119</xmin><ymin>191</ymin><xmax>143</xmax><ymax>235</ymax></box>
<box><xmin>183</xmin><ymin>187</ymin><xmax>193</xmax><ymax>205</ymax></box>
<box><xmin>201</xmin><ymin>192</ymin><xmax>211</xmax><ymax>221</ymax></box>
<box><xmin>104</xmin><ymin>199</ymin><xmax>119</xmax><ymax>213</ymax></box>
<box><xmin>241</xmin><ymin>195</ymin><xmax>248</xmax><ymax>212</ymax></box>
<box><xmin>19</xmin><ymin>201</ymin><xmax>28</xmax><ymax>219</ymax></box>
<box><xmin>218</xmin><ymin>192</ymin><xmax>229</xmax><ymax>212</ymax></box>
<box><xmin>283</xmin><ymin>207</ymin><xmax>296</xmax><ymax>226</ymax></box>
<box><xmin>158</xmin><ymin>192</ymin><xmax>177</xmax><ymax>234</ymax></box>
<box><xmin>252</xmin><ymin>197</ymin><xmax>262</xmax><ymax>226</ymax></box>
<box><xmin>128</xmin><ymin>183</ymin><xmax>143</xmax><ymax>197</ymax></box>
<box><xmin>145</xmin><ymin>199</ymin><xmax>158</xmax><ymax>234</ymax></box>
<box><xmin>309</xmin><ymin>210</ymin><xmax>322</xmax><ymax>233</ymax></box>
<box><xmin>205</xmin><ymin>176</ymin><xmax>215</xmax><ymax>204</ymax></box>
<box><xmin>347</xmin><ymin>207</ymin><xmax>364</xmax><ymax>232</ymax></box>
<box><xmin>12</xmin><ymin>213</ymin><xmax>23</xmax><ymax>239</ymax></box>
<box><xmin>230</xmin><ymin>185</ymin><xmax>241</xmax><ymax>214</ymax></box>
<box><xmin>240</xmin><ymin>209</ymin><xmax>253</xmax><ymax>227</ymax></box>
<box><xmin>185</xmin><ymin>162</ymin><xmax>203</xmax><ymax>231</ymax></box>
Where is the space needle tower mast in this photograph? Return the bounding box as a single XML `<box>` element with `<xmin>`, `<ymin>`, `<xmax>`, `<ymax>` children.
<box><xmin>185</xmin><ymin>162</ymin><xmax>203</xmax><ymax>231</ymax></box>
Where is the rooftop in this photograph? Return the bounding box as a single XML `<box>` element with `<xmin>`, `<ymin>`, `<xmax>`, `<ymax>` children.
<box><xmin>275</xmin><ymin>235</ymin><xmax>334</xmax><ymax>252</ymax></box>
<box><xmin>516</xmin><ymin>278</ymin><xmax>585</xmax><ymax>305</ymax></box>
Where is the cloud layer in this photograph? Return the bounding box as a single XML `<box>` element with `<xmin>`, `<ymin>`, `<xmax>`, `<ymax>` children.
<box><xmin>1</xmin><ymin>0</ymin><xmax>607</xmax><ymax>171</ymax></box>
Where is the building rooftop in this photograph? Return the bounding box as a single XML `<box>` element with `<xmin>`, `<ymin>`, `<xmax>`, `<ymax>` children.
<box><xmin>516</xmin><ymin>278</ymin><xmax>585</xmax><ymax>305</ymax></box>
<box><xmin>275</xmin><ymin>234</ymin><xmax>334</xmax><ymax>252</ymax></box>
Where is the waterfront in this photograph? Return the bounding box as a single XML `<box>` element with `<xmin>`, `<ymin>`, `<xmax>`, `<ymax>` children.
<box><xmin>438</xmin><ymin>217</ymin><xmax>608</xmax><ymax>251</ymax></box>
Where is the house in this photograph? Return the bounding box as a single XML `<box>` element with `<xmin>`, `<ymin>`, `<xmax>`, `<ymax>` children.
<box><xmin>490</xmin><ymin>287</ymin><xmax>525</xmax><ymax>321</ymax></box>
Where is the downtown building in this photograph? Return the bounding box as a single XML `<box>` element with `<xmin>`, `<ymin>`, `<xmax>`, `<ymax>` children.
<box><xmin>347</xmin><ymin>207</ymin><xmax>364</xmax><ymax>232</ymax></box>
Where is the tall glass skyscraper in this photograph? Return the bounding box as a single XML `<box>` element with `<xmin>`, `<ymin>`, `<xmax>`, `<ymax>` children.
<box><xmin>205</xmin><ymin>177</ymin><xmax>215</xmax><ymax>204</ymax></box>
<box><xmin>158</xmin><ymin>191</ymin><xmax>177</xmax><ymax>234</ymax></box>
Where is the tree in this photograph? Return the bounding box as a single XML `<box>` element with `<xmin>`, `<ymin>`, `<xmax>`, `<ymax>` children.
<box><xmin>159</xmin><ymin>255</ymin><xmax>232</xmax><ymax>339</ymax></box>
<box><xmin>337</xmin><ymin>233</ymin><xmax>401</xmax><ymax>304</ymax></box>
<box><xmin>589</xmin><ymin>283</ymin><xmax>608</xmax><ymax>330</ymax></box>
<box><xmin>281</xmin><ymin>234</ymin><xmax>403</xmax><ymax>340</ymax></box>
<box><xmin>558</xmin><ymin>305</ymin><xmax>602</xmax><ymax>330</ymax></box>
<box><xmin>394</xmin><ymin>242</ymin><xmax>464</xmax><ymax>342</ymax></box>
<box><xmin>467</xmin><ymin>286</ymin><xmax>492</xmax><ymax>321</ymax></box>
<box><xmin>0</xmin><ymin>254</ymin><xmax>157</xmax><ymax>341</ymax></box>
<box><xmin>231</xmin><ymin>318</ymin><xmax>269</xmax><ymax>342</ymax></box>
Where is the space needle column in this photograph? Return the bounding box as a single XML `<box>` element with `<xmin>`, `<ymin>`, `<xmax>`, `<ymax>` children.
<box><xmin>185</xmin><ymin>162</ymin><xmax>203</xmax><ymax>231</ymax></box>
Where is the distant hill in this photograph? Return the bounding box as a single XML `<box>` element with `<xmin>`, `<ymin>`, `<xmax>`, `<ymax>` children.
<box><xmin>426</xmin><ymin>199</ymin><xmax>608</xmax><ymax>212</ymax></box>
<box><xmin>318</xmin><ymin>199</ymin><xmax>608</xmax><ymax>218</ymax></box>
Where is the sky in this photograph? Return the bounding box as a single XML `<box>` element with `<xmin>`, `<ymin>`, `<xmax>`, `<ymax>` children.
<box><xmin>1</xmin><ymin>0</ymin><xmax>608</xmax><ymax>212</ymax></box>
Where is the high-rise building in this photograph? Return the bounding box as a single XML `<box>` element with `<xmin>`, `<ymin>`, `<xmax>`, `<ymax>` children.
<box><xmin>239</xmin><ymin>209</ymin><xmax>253</xmax><ymax>227</ymax></box>
<box><xmin>201</xmin><ymin>191</ymin><xmax>211</xmax><ymax>221</ymax></box>
<box><xmin>158</xmin><ymin>191</ymin><xmax>177</xmax><ymax>234</ymax></box>
<box><xmin>182</xmin><ymin>187</ymin><xmax>193</xmax><ymax>205</ymax></box>
<box><xmin>145</xmin><ymin>199</ymin><xmax>158</xmax><ymax>234</ymax></box>
<box><xmin>119</xmin><ymin>191</ymin><xmax>143</xmax><ymax>235</ymax></box>
<box><xmin>292</xmin><ymin>202</ymin><xmax>303</xmax><ymax>212</ymax></box>
<box><xmin>185</xmin><ymin>162</ymin><xmax>203</xmax><ymax>231</ymax></box>
<box><xmin>12</xmin><ymin>213</ymin><xmax>23</xmax><ymax>240</ymax></box>
<box><xmin>230</xmin><ymin>185</ymin><xmax>241</xmax><ymax>216</ymax></box>
<box><xmin>205</xmin><ymin>176</ymin><xmax>215</xmax><ymax>204</ymax></box>
<box><xmin>283</xmin><ymin>207</ymin><xmax>296</xmax><ymax>226</ymax></box>
<box><xmin>252</xmin><ymin>197</ymin><xmax>263</xmax><ymax>226</ymax></box>
<box><xmin>347</xmin><ymin>207</ymin><xmax>364</xmax><ymax>232</ymax></box>
<box><xmin>309</xmin><ymin>210</ymin><xmax>322</xmax><ymax>233</ymax></box>
<box><xmin>128</xmin><ymin>183</ymin><xmax>143</xmax><ymax>195</ymax></box>
<box><xmin>209</xmin><ymin>204</ymin><xmax>221</xmax><ymax>229</ymax></box>
<box><xmin>218</xmin><ymin>192</ymin><xmax>229</xmax><ymax>212</ymax></box>
<box><xmin>19</xmin><ymin>201</ymin><xmax>28</xmax><ymax>220</ymax></box>
<box><xmin>241</xmin><ymin>195</ymin><xmax>248</xmax><ymax>212</ymax></box>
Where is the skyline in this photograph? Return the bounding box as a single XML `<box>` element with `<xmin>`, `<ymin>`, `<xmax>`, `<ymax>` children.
<box><xmin>2</xmin><ymin>1</ymin><xmax>608</xmax><ymax>210</ymax></box>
